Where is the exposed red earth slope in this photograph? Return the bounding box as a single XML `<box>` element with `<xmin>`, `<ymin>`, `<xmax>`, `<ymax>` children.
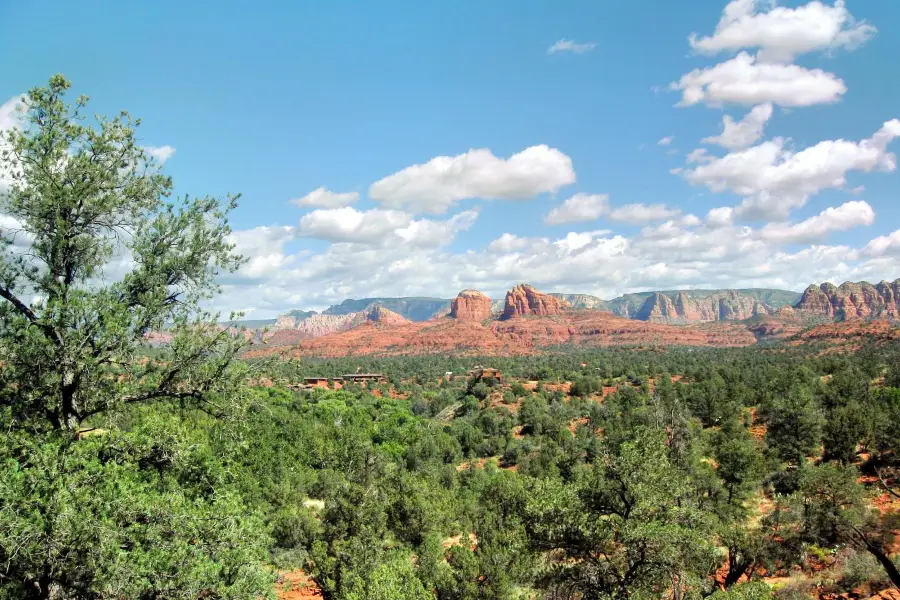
<box><xmin>788</xmin><ymin>319</ymin><xmax>900</xmax><ymax>351</ymax></box>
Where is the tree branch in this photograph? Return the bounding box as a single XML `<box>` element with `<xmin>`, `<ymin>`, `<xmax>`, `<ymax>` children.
<box><xmin>0</xmin><ymin>284</ymin><xmax>61</xmax><ymax>346</ymax></box>
<box><xmin>875</xmin><ymin>467</ymin><xmax>900</xmax><ymax>501</ymax></box>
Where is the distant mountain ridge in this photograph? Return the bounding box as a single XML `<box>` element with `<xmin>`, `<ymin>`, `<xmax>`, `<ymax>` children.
<box><xmin>279</xmin><ymin>288</ymin><xmax>801</xmax><ymax>325</ymax></box>
<box><xmin>323</xmin><ymin>297</ymin><xmax>451</xmax><ymax>321</ymax></box>
<box><xmin>269</xmin><ymin>280</ymin><xmax>900</xmax><ymax>338</ymax></box>
<box><xmin>228</xmin><ymin>279</ymin><xmax>900</xmax><ymax>356</ymax></box>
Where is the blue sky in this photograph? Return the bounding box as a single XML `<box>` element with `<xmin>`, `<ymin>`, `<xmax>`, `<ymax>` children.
<box><xmin>2</xmin><ymin>1</ymin><xmax>900</xmax><ymax>317</ymax></box>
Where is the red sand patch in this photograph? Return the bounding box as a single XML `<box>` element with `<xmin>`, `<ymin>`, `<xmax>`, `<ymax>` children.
<box><xmin>277</xmin><ymin>570</ymin><xmax>322</xmax><ymax>600</ymax></box>
<box><xmin>441</xmin><ymin>532</ymin><xmax>478</xmax><ymax>550</ymax></box>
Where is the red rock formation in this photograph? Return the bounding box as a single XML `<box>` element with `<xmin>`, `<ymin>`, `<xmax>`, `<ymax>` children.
<box><xmin>365</xmin><ymin>304</ymin><xmax>409</xmax><ymax>325</ymax></box>
<box><xmin>265</xmin><ymin>312</ymin><xmax>363</xmax><ymax>340</ymax></box>
<box><xmin>795</xmin><ymin>279</ymin><xmax>900</xmax><ymax>320</ymax></box>
<box><xmin>245</xmin><ymin>308</ymin><xmax>758</xmax><ymax>359</ymax></box>
<box><xmin>502</xmin><ymin>284</ymin><xmax>569</xmax><ymax>319</ymax></box>
<box><xmin>636</xmin><ymin>291</ymin><xmax>773</xmax><ymax>323</ymax></box>
<box><xmin>450</xmin><ymin>289</ymin><xmax>493</xmax><ymax>321</ymax></box>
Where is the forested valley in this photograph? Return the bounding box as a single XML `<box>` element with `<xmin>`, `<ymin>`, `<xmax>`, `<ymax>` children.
<box><xmin>1</xmin><ymin>78</ymin><xmax>899</xmax><ymax>600</ymax></box>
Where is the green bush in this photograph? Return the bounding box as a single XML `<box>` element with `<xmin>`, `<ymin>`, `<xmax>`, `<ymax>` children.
<box><xmin>840</xmin><ymin>550</ymin><xmax>887</xmax><ymax>591</ymax></box>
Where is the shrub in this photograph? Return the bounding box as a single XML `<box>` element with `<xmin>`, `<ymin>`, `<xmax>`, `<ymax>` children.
<box><xmin>840</xmin><ymin>550</ymin><xmax>887</xmax><ymax>591</ymax></box>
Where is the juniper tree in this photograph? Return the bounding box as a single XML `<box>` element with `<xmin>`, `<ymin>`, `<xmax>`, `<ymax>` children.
<box><xmin>0</xmin><ymin>74</ymin><xmax>248</xmax><ymax>434</ymax></box>
<box><xmin>0</xmin><ymin>76</ymin><xmax>273</xmax><ymax>599</ymax></box>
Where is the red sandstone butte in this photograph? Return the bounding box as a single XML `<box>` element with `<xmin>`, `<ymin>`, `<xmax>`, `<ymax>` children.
<box><xmin>450</xmin><ymin>289</ymin><xmax>493</xmax><ymax>321</ymax></box>
<box><xmin>502</xmin><ymin>284</ymin><xmax>569</xmax><ymax>319</ymax></box>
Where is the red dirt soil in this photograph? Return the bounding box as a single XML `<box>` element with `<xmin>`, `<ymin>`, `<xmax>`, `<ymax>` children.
<box><xmin>277</xmin><ymin>570</ymin><xmax>322</xmax><ymax>600</ymax></box>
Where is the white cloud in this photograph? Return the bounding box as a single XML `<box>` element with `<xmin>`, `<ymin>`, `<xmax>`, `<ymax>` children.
<box><xmin>487</xmin><ymin>233</ymin><xmax>536</xmax><ymax>253</ymax></box>
<box><xmin>548</xmin><ymin>39</ymin><xmax>596</xmax><ymax>54</ymax></box>
<box><xmin>689</xmin><ymin>0</ymin><xmax>876</xmax><ymax>63</ymax></box>
<box><xmin>554</xmin><ymin>230</ymin><xmax>614</xmax><ymax>253</ymax></box>
<box><xmin>658</xmin><ymin>136</ymin><xmax>674</xmax><ymax>146</ymax></box>
<box><xmin>703</xmin><ymin>103</ymin><xmax>773</xmax><ymax>150</ymax></box>
<box><xmin>296</xmin><ymin>206</ymin><xmax>478</xmax><ymax>249</ymax></box>
<box><xmin>544</xmin><ymin>193</ymin><xmax>609</xmax><ymax>225</ymax></box>
<box><xmin>228</xmin><ymin>225</ymin><xmax>297</xmax><ymax>280</ymax></box>
<box><xmin>298</xmin><ymin>207</ymin><xmax>412</xmax><ymax>243</ymax></box>
<box><xmin>679</xmin><ymin>214</ymin><xmax>702</xmax><ymax>228</ymax></box>
<box><xmin>144</xmin><ymin>145</ymin><xmax>176</xmax><ymax>164</ymax></box>
<box><xmin>681</xmin><ymin>119</ymin><xmax>900</xmax><ymax>220</ymax></box>
<box><xmin>0</xmin><ymin>95</ymin><xmax>26</xmax><ymax>192</ymax></box>
<box><xmin>757</xmin><ymin>200</ymin><xmax>875</xmax><ymax>244</ymax></box>
<box><xmin>686</xmin><ymin>148</ymin><xmax>713</xmax><ymax>164</ymax></box>
<box><xmin>291</xmin><ymin>186</ymin><xmax>359</xmax><ymax>208</ymax></box>
<box><xmin>608</xmin><ymin>203</ymin><xmax>681</xmax><ymax>225</ymax></box>
<box><xmin>670</xmin><ymin>52</ymin><xmax>846</xmax><ymax>108</ymax></box>
<box><xmin>394</xmin><ymin>210</ymin><xmax>479</xmax><ymax>249</ymax></box>
<box><xmin>369</xmin><ymin>145</ymin><xmax>576</xmax><ymax>214</ymax></box>
<box><xmin>0</xmin><ymin>95</ymin><xmax>24</xmax><ymax>132</ymax></box>
<box><xmin>706</xmin><ymin>207</ymin><xmax>735</xmax><ymax>228</ymax></box>
<box><xmin>864</xmin><ymin>230</ymin><xmax>900</xmax><ymax>258</ymax></box>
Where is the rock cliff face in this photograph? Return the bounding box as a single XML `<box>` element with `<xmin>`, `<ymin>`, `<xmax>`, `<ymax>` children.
<box><xmin>502</xmin><ymin>284</ymin><xmax>569</xmax><ymax>319</ymax></box>
<box><xmin>365</xmin><ymin>304</ymin><xmax>409</xmax><ymax>325</ymax></box>
<box><xmin>549</xmin><ymin>293</ymin><xmax>609</xmax><ymax>310</ymax></box>
<box><xmin>449</xmin><ymin>289</ymin><xmax>493</xmax><ymax>321</ymax></box>
<box><xmin>635</xmin><ymin>291</ymin><xmax>773</xmax><ymax>323</ymax></box>
<box><xmin>265</xmin><ymin>305</ymin><xmax>407</xmax><ymax>345</ymax></box>
<box><xmin>323</xmin><ymin>297</ymin><xmax>450</xmax><ymax>321</ymax></box>
<box><xmin>794</xmin><ymin>280</ymin><xmax>900</xmax><ymax>320</ymax></box>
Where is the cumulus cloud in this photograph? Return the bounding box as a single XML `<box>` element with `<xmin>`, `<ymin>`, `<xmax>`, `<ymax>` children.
<box><xmin>298</xmin><ymin>207</ymin><xmax>412</xmax><ymax>243</ymax></box>
<box><xmin>544</xmin><ymin>193</ymin><xmax>609</xmax><ymax>225</ymax></box>
<box><xmin>703</xmin><ymin>103</ymin><xmax>773</xmax><ymax>150</ymax></box>
<box><xmin>487</xmin><ymin>233</ymin><xmax>533</xmax><ymax>253</ymax></box>
<box><xmin>291</xmin><ymin>186</ymin><xmax>359</xmax><ymax>208</ymax></box>
<box><xmin>0</xmin><ymin>95</ymin><xmax>26</xmax><ymax>192</ymax></box>
<box><xmin>0</xmin><ymin>95</ymin><xmax>24</xmax><ymax>133</ymax></box>
<box><xmin>658</xmin><ymin>136</ymin><xmax>674</xmax><ymax>146</ymax></box>
<box><xmin>757</xmin><ymin>200</ymin><xmax>875</xmax><ymax>244</ymax></box>
<box><xmin>678</xmin><ymin>214</ymin><xmax>702</xmax><ymax>228</ymax></box>
<box><xmin>706</xmin><ymin>207</ymin><xmax>735</xmax><ymax>228</ymax></box>
<box><xmin>670</xmin><ymin>52</ymin><xmax>846</xmax><ymax>108</ymax></box>
<box><xmin>689</xmin><ymin>0</ymin><xmax>876</xmax><ymax>63</ymax></box>
<box><xmin>143</xmin><ymin>145</ymin><xmax>176</xmax><ymax>164</ymax></box>
<box><xmin>608</xmin><ymin>203</ymin><xmax>681</xmax><ymax>225</ymax></box>
<box><xmin>369</xmin><ymin>145</ymin><xmax>576</xmax><ymax>214</ymax></box>
<box><xmin>394</xmin><ymin>210</ymin><xmax>479</xmax><ymax>249</ymax></box>
<box><xmin>686</xmin><ymin>148</ymin><xmax>713</xmax><ymax>164</ymax></box>
<box><xmin>228</xmin><ymin>225</ymin><xmax>297</xmax><ymax>280</ymax></box>
<box><xmin>681</xmin><ymin>119</ymin><xmax>900</xmax><ymax>220</ymax></box>
<box><xmin>548</xmin><ymin>39</ymin><xmax>596</xmax><ymax>54</ymax></box>
<box><xmin>864</xmin><ymin>230</ymin><xmax>900</xmax><ymax>258</ymax></box>
<box><xmin>296</xmin><ymin>206</ymin><xmax>478</xmax><ymax>249</ymax></box>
